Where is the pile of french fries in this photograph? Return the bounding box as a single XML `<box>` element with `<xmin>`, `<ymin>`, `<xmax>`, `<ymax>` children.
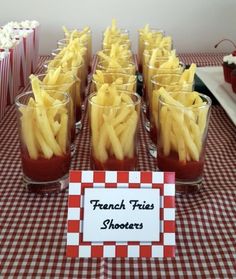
<box><xmin>62</xmin><ymin>26</ymin><xmax>92</xmax><ymax>67</ymax></box>
<box><xmin>151</xmin><ymin>64</ymin><xmax>196</xmax><ymax>136</ymax></box>
<box><xmin>89</xmin><ymin>85</ymin><xmax>140</xmax><ymax>164</ymax></box>
<box><xmin>158</xmin><ymin>87</ymin><xmax>210</xmax><ymax>163</ymax></box>
<box><xmin>19</xmin><ymin>79</ymin><xmax>70</xmax><ymax>160</ymax></box>
<box><xmin>96</xmin><ymin>20</ymin><xmax>135</xmax><ymax>75</ymax></box>
<box><xmin>103</xmin><ymin>19</ymin><xmax>130</xmax><ymax>50</ymax></box>
<box><xmin>45</xmin><ymin>27</ymin><xmax>92</xmax><ymax>121</ymax></box>
<box><xmin>97</xmin><ymin>43</ymin><xmax>133</xmax><ymax>66</ymax></box>
<box><xmin>138</xmin><ymin>24</ymin><xmax>172</xmax><ymax>69</ymax></box>
<box><xmin>29</xmin><ymin>69</ymin><xmax>78</xmax><ymax>138</ymax></box>
<box><xmin>144</xmin><ymin>50</ymin><xmax>184</xmax><ymax>119</ymax></box>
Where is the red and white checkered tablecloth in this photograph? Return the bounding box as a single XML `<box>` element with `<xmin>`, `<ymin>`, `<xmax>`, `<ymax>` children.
<box><xmin>1</xmin><ymin>54</ymin><xmax>235</xmax><ymax>278</ymax></box>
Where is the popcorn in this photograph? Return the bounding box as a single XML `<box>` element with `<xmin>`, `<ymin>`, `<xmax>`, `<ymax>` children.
<box><xmin>21</xmin><ymin>20</ymin><xmax>39</xmax><ymax>28</ymax></box>
<box><xmin>5</xmin><ymin>20</ymin><xmax>39</xmax><ymax>29</ymax></box>
<box><xmin>0</xmin><ymin>26</ymin><xmax>18</xmax><ymax>48</ymax></box>
<box><xmin>0</xmin><ymin>35</ymin><xmax>17</xmax><ymax>48</ymax></box>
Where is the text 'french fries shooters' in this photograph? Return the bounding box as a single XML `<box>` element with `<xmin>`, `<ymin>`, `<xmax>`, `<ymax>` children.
<box><xmin>89</xmin><ymin>85</ymin><xmax>141</xmax><ymax>170</ymax></box>
<box><xmin>15</xmin><ymin>89</ymin><xmax>71</xmax><ymax>194</ymax></box>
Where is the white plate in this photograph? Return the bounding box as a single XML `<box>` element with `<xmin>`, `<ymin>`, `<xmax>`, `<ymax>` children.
<box><xmin>196</xmin><ymin>66</ymin><xmax>236</xmax><ymax>125</ymax></box>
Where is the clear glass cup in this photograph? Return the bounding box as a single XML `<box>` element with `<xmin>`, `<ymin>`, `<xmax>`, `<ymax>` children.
<box><xmin>157</xmin><ymin>91</ymin><xmax>212</xmax><ymax>194</ymax></box>
<box><xmin>138</xmin><ymin>28</ymin><xmax>165</xmax><ymax>72</ymax></box>
<box><xmin>91</xmin><ymin>72</ymin><xmax>137</xmax><ymax>93</ymax></box>
<box><xmin>15</xmin><ymin>91</ymin><xmax>71</xmax><ymax>194</ymax></box>
<box><xmin>60</xmin><ymin>27</ymin><xmax>92</xmax><ymax>67</ymax></box>
<box><xmin>145</xmin><ymin>61</ymin><xmax>185</xmax><ymax>122</ymax></box>
<box><xmin>88</xmin><ymin>91</ymin><xmax>141</xmax><ymax>170</ymax></box>
<box><xmin>43</xmin><ymin>59</ymin><xmax>85</xmax><ymax>129</ymax></box>
<box><xmin>148</xmin><ymin>73</ymin><xmax>194</xmax><ymax>158</ymax></box>
<box><xmin>33</xmin><ymin>73</ymin><xmax>79</xmax><ymax>152</ymax></box>
<box><xmin>57</xmin><ymin>37</ymin><xmax>90</xmax><ymax>74</ymax></box>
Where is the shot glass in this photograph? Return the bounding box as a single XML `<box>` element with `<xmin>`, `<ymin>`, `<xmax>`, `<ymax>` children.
<box><xmin>88</xmin><ymin>91</ymin><xmax>141</xmax><ymax>170</ymax></box>
<box><xmin>15</xmin><ymin>91</ymin><xmax>71</xmax><ymax>194</ymax></box>
<box><xmin>157</xmin><ymin>91</ymin><xmax>212</xmax><ymax>194</ymax></box>
<box><xmin>148</xmin><ymin>73</ymin><xmax>194</xmax><ymax>158</ymax></box>
<box><xmin>57</xmin><ymin>38</ymin><xmax>91</xmax><ymax>76</ymax></box>
<box><xmin>57</xmin><ymin>28</ymin><xmax>92</xmax><ymax>73</ymax></box>
<box><xmin>145</xmin><ymin>60</ymin><xmax>184</xmax><ymax>126</ymax></box>
<box><xmin>138</xmin><ymin>28</ymin><xmax>165</xmax><ymax>72</ymax></box>
<box><xmin>34</xmin><ymin>73</ymin><xmax>79</xmax><ymax>153</ymax></box>
<box><xmin>43</xmin><ymin>59</ymin><xmax>85</xmax><ymax>129</ymax></box>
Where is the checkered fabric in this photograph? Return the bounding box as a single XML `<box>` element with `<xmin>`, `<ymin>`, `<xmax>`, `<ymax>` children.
<box><xmin>1</xmin><ymin>54</ymin><xmax>235</xmax><ymax>278</ymax></box>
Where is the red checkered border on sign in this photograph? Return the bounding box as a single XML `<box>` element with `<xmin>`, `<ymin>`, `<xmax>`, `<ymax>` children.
<box><xmin>67</xmin><ymin>171</ymin><xmax>175</xmax><ymax>258</ymax></box>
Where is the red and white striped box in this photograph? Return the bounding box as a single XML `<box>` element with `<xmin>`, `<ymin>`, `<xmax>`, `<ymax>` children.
<box><xmin>32</xmin><ymin>25</ymin><xmax>40</xmax><ymax>72</ymax></box>
<box><xmin>15</xmin><ymin>29</ymin><xmax>34</xmax><ymax>86</ymax></box>
<box><xmin>1</xmin><ymin>39</ymin><xmax>24</xmax><ymax>104</ymax></box>
<box><xmin>67</xmin><ymin>171</ymin><xmax>175</xmax><ymax>258</ymax></box>
<box><xmin>0</xmin><ymin>51</ymin><xmax>10</xmax><ymax>121</ymax></box>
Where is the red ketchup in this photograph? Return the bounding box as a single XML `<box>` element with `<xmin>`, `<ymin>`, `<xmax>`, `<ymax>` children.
<box><xmin>157</xmin><ymin>150</ymin><xmax>204</xmax><ymax>180</ymax></box>
<box><xmin>92</xmin><ymin>155</ymin><xmax>137</xmax><ymax>171</ymax></box>
<box><xmin>21</xmin><ymin>152</ymin><xmax>71</xmax><ymax>181</ymax></box>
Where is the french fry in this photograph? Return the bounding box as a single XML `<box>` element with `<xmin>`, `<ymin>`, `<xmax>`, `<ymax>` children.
<box><xmin>172</xmin><ymin>121</ymin><xmax>186</xmax><ymax>162</ymax></box>
<box><xmin>97</xmin><ymin>122</ymin><xmax>109</xmax><ymax>163</ymax></box>
<box><xmin>104</xmin><ymin>119</ymin><xmax>124</xmax><ymax>160</ymax></box>
<box><xmin>34</xmin><ymin>123</ymin><xmax>54</xmax><ymax>159</ymax></box>
<box><xmin>20</xmin><ymin>101</ymin><xmax>38</xmax><ymax>160</ymax></box>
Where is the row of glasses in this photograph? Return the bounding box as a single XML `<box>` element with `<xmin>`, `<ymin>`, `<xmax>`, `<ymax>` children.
<box><xmin>88</xmin><ymin>20</ymin><xmax>141</xmax><ymax>170</ymax></box>
<box><xmin>137</xmin><ymin>27</ymin><xmax>173</xmax><ymax>135</ymax></box>
<box><xmin>15</xmin><ymin>27</ymin><xmax>92</xmax><ymax>194</ymax></box>
<box><xmin>138</xmin><ymin>25</ymin><xmax>213</xmax><ymax>194</ymax></box>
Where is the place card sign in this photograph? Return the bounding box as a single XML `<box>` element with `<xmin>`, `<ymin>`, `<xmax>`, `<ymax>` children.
<box><xmin>66</xmin><ymin>171</ymin><xmax>175</xmax><ymax>258</ymax></box>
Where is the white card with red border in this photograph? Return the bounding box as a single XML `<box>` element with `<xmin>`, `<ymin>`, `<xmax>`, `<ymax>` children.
<box><xmin>66</xmin><ymin>171</ymin><xmax>175</xmax><ymax>258</ymax></box>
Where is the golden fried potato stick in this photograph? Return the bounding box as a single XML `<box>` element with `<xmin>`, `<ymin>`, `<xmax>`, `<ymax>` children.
<box><xmin>20</xmin><ymin>99</ymin><xmax>38</xmax><ymax>159</ymax></box>
<box><xmin>104</xmin><ymin>118</ymin><xmax>124</xmax><ymax>160</ymax></box>
<box><xmin>34</xmin><ymin>123</ymin><xmax>54</xmax><ymax>159</ymax></box>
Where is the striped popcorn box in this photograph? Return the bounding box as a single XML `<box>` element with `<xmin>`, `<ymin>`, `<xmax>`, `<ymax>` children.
<box><xmin>1</xmin><ymin>39</ymin><xmax>24</xmax><ymax>105</ymax></box>
<box><xmin>0</xmin><ymin>51</ymin><xmax>10</xmax><ymax>121</ymax></box>
<box><xmin>32</xmin><ymin>24</ymin><xmax>40</xmax><ymax>72</ymax></box>
<box><xmin>15</xmin><ymin>29</ymin><xmax>34</xmax><ymax>86</ymax></box>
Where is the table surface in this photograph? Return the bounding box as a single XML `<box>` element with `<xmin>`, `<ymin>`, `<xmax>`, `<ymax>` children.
<box><xmin>1</xmin><ymin>53</ymin><xmax>236</xmax><ymax>278</ymax></box>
